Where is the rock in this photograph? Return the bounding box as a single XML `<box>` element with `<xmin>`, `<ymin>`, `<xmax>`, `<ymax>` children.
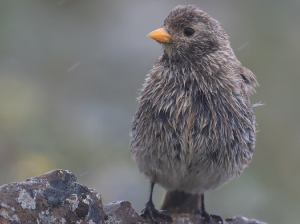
<box><xmin>102</xmin><ymin>201</ymin><xmax>268</xmax><ymax>224</ymax></box>
<box><xmin>0</xmin><ymin>169</ymin><xmax>267</xmax><ymax>224</ymax></box>
<box><xmin>103</xmin><ymin>200</ymin><xmax>144</xmax><ymax>223</ymax></box>
<box><xmin>0</xmin><ymin>169</ymin><xmax>104</xmax><ymax>224</ymax></box>
<box><xmin>225</xmin><ymin>216</ymin><xmax>268</xmax><ymax>224</ymax></box>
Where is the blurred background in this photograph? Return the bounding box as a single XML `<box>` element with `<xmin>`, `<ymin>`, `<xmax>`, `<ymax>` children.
<box><xmin>0</xmin><ymin>0</ymin><xmax>299</xmax><ymax>223</ymax></box>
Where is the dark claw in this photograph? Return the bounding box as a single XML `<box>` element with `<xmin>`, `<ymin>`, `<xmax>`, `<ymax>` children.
<box><xmin>140</xmin><ymin>201</ymin><xmax>172</xmax><ymax>224</ymax></box>
<box><xmin>196</xmin><ymin>208</ymin><xmax>223</xmax><ymax>224</ymax></box>
<box><xmin>210</xmin><ymin>214</ymin><xmax>223</xmax><ymax>224</ymax></box>
<box><xmin>196</xmin><ymin>208</ymin><xmax>211</xmax><ymax>223</ymax></box>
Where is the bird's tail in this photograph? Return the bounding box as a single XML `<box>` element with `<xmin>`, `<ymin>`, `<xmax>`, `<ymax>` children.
<box><xmin>160</xmin><ymin>190</ymin><xmax>200</xmax><ymax>210</ymax></box>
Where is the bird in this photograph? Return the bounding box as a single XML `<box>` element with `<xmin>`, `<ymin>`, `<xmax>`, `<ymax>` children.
<box><xmin>130</xmin><ymin>5</ymin><xmax>259</xmax><ymax>224</ymax></box>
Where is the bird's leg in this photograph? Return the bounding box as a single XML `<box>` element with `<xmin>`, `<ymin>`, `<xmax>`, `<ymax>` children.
<box><xmin>140</xmin><ymin>182</ymin><xmax>172</xmax><ymax>224</ymax></box>
<box><xmin>196</xmin><ymin>193</ymin><xmax>211</xmax><ymax>223</ymax></box>
<box><xmin>196</xmin><ymin>193</ymin><xmax>223</xmax><ymax>224</ymax></box>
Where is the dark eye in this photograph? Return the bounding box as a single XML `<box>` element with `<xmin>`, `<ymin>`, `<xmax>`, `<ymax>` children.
<box><xmin>184</xmin><ymin>28</ymin><xmax>195</xmax><ymax>36</ymax></box>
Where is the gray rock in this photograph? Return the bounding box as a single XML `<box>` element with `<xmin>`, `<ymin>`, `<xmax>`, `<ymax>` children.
<box><xmin>103</xmin><ymin>200</ymin><xmax>144</xmax><ymax>224</ymax></box>
<box><xmin>103</xmin><ymin>201</ymin><xmax>268</xmax><ymax>224</ymax></box>
<box><xmin>0</xmin><ymin>169</ymin><xmax>104</xmax><ymax>224</ymax></box>
<box><xmin>0</xmin><ymin>170</ymin><xmax>267</xmax><ymax>224</ymax></box>
<box><xmin>225</xmin><ymin>216</ymin><xmax>268</xmax><ymax>224</ymax></box>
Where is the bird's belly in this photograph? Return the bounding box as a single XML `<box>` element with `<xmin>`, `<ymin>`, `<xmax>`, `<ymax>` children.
<box><xmin>131</xmin><ymin>90</ymin><xmax>255</xmax><ymax>194</ymax></box>
<box><xmin>133</xmin><ymin>145</ymin><xmax>243</xmax><ymax>194</ymax></box>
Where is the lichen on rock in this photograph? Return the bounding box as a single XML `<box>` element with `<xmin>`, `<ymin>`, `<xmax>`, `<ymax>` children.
<box><xmin>0</xmin><ymin>169</ymin><xmax>104</xmax><ymax>224</ymax></box>
<box><xmin>0</xmin><ymin>169</ymin><xmax>267</xmax><ymax>224</ymax></box>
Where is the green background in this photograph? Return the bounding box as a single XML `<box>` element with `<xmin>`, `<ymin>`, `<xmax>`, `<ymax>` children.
<box><xmin>0</xmin><ymin>1</ymin><xmax>299</xmax><ymax>223</ymax></box>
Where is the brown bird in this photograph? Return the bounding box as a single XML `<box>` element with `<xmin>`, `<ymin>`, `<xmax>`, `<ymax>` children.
<box><xmin>130</xmin><ymin>5</ymin><xmax>258</xmax><ymax>224</ymax></box>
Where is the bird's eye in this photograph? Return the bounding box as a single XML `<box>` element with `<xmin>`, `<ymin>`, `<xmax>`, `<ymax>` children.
<box><xmin>184</xmin><ymin>28</ymin><xmax>195</xmax><ymax>36</ymax></box>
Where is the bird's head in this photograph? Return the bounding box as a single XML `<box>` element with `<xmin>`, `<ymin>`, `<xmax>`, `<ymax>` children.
<box><xmin>147</xmin><ymin>5</ymin><xmax>228</xmax><ymax>61</ymax></box>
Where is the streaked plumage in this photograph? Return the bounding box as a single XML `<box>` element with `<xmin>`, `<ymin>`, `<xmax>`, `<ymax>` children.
<box><xmin>130</xmin><ymin>5</ymin><xmax>259</xmax><ymax>223</ymax></box>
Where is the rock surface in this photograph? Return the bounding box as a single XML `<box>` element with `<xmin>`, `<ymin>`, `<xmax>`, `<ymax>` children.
<box><xmin>0</xmin><ymin>169</ymin><xmax>267</xmax><ymax>224</ymax></box>
<box><xmin>0</xmin><ymin>169</ymin><xmax>104</xmax><ymax>224</ymax></box>
<box><xmin>103</xmin><ymin>201</ymin><xmax>267</xmax><ymax>224</ymax></box>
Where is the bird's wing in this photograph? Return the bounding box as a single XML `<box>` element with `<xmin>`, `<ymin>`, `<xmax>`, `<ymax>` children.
<box><xmin>240</xmin><ymin>66</ymin><xmax>258</xmax><ymax>95</ymax></box>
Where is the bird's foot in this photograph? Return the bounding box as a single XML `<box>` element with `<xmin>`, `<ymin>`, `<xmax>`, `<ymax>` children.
<box><xmin>210</xmin><ymin>214</ymin><xmax>223</xmax><ymax>224</ymax></box>
<box><xmin>195</xmin><ymin>208</ymin><xmax>223</xmax><ymax>224</ymax></box>
<box><xmin>140</xmin><ymin>201</ymin><xmax>172</xmax><ymax>224</ymax></box>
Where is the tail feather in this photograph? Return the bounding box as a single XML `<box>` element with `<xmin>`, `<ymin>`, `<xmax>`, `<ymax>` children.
<box><xmin>160</xmin><ymin>190</ymin><xmax>200</xmax><ymax>210</ymax></box>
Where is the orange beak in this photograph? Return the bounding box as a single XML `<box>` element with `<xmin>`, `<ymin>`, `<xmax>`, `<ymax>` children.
<box><xmin>147</xmin><ymin>28</ymin><xmax>171</xmax><ymax>43</ymax></box>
